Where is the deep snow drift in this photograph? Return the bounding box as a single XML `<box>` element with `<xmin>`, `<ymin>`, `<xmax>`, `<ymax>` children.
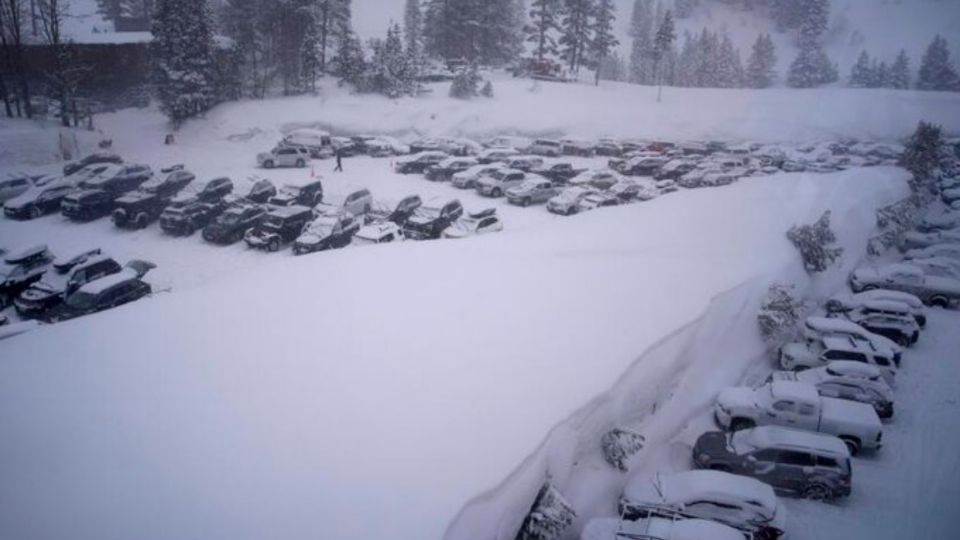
<box><xmin>0</xmin><ymin>167</ymin><xmax>908</xmax><ymax>540</ymax></box>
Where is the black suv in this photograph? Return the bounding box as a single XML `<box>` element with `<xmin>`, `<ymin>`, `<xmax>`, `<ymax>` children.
<box><xmin>293</xmin><ymin>211</ymin><xmax>361</xmax><ymax>255</ymax></box>
<box><xmin>203</xmin><ymin>201</ymin><xmax>268</xmax><ymax>245</ymax></box>
<box><xmin>15</xmin><ymin>253</ymin><xmax>122</xmax><ymax>319</ymax></box>
<box><xmin>246</xmin><ymin>178</ymin><xmax>278</xmax><ymax>204</ymax></box>
<box><xmin>268</xmin><ymin>181</ymin><xmax>324</xmax><ymax>207</ymax></box>
<box><xmin>80</xmin><ymin>164</ymin><xmax>154</xmax><ymax>194</ymax></box>
<box><xmin>112</xmin><ymin>169</ymin><xmax>196</xmax><ymax>229</ymax></box>
<box><xmin>42</xmin><ymin>261</ymin><xmax>155</xmax><ymax>323</ymax></box>
<box><xmin>244</xmin><ymin>205</ymin><xmax>314</xmax><ymax>252</ymax></box>
<box><xmin>403</xmin><ymin>200</ymin><xmax>464</xmax><ymax>240</ymax></box>
<box><xmin>0</xmin><ymin>245</ymin><xmax>55</xmax><ymax>309</ymax></box>
<box><xmin>159</xmin><ymin>196</ymin><xmax>229</xmax><ymax>236</ymax></box>
<box><xmin>197</xmin><ymin>177</ymin><xmax>234</xmax><ymax>201</ymax></box>
<box><xmin>530</xmin><ymin>163</ymin><xmax>584</xmax><ymax>184</ymax></box>
<box><xmin>3</xmin><ymin>181</ymin><xmax>77</xmax><ymax>220</ymax></box>
<box><xmin>61</xmin><ymin>189</ymin><xmax>116</xmax><ymax>221</ymax></box>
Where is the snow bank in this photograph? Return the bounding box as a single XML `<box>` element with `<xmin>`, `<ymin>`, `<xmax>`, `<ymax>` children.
<box><xmin>0</xmin><ymin>167</ymin><xmax>907</xmax><ymax>540</ymax></box>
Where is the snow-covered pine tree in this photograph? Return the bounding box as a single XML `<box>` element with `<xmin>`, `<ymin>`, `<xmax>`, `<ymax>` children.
<box><xmin>221</xmin><ymin>0</ymin><xmax>270</xmax><ymax>98</ymax></box>
<box><xmin>628</xmin><ymin>0</ymin><xmax>655</xmax><ymax>84</ymax></box>
<box><xmin>675</xmin><ymin>31</ymin><xmax>696</xmax><ymax>87</ymax></box>
<box><xmin>516</xmin><ymin>483</ymin><xmax>576</xmax><ymax>540</ymax></box>
<box><xmin>695</xmin><ymin>28</ymin><xmax>719</xmax><ymax>88</ymax></box>
<box><xmin>449</xmin><ymin>62</ymin><xmax>482</xmax><ymax>99</ymax></box>
<box><xmin>770</xmin><ymin>0</ymin><xmax>803</xmax><ymax>32</ymax></box>
<box><xmin>848</xmin><ymin>50</ymin><xmax>872</xmax><ymax>88</ymax></box>
<box><xmin>590</xmin><ymin>0</ymin><xmax>618</xmax><ymax>85</ymax></box>
<box><xmin>745</xmin><ymin>33</ymin><xmax>776</xmax><ymax>88</ymax></box>
<box><xmin>559</xmin><ymin>0</ymin><xmax>594</xmax><ymax>75</ymax></box>
<box><xmin>889</xmin><ymin>50</ymin><xmax>911</xmax><ymax>90</ymax></box>
<box><xmin>901</xmin><ymin>121</ymin><xmax>945</xmax><ymax>190</ymax></box>
<box><xmin>331</xmin><ymin>28</ymin><xmax>366</xmax><ymax>87</ymax></box>
<box><xmin>151</xmin><ymin>0</ymin><xmax>218</xmax><ymax>125</ymax></box>
<box><xmin>652</xmin><ymin>9</ymin><xmax>675</xmax><ymax>100</ymax></box>
<box><xmin>300</xmin><ymin>18</ymin><xmax>322</xmax><ymax>94</ymax></box>
<box><xmin>525</xmin><ymin>0</ymin><xmax>562</xmax><ymax>62</ymax></box>
<box><xmin>787</xmin><ymin>43</ymin><xmax>837</xmax><ymax>88</ymax></box>
<box><xmin>674</xmin><ymin>0</ymin><xmax>697</xmax><ymax>19</ymax></box>
<box><xmin>404</xmin><ymin>0</ymin><xmax>423</xmax><ymax>56</ymax></box>
<box><xmin>797</xmin><ymin>0</ymin><xmax>829</xmax><ymax>48</ymax></box>
<box><xmin>597</xmin><ymin>52</ymin><xmax>625</xmax><ymax>82</ymax></box>
<box><xmin>917</xmin><ymin>35</ymin><xmax>959</xmax><ymax>92</ymax></box>
<box><xmin>476</xmin><ymin>0</ymin><xmax>525</xmax><ymax>66</ymax></box>
<box><xmin>317</xmin><ymin>0</ymin><xmax>352</xmax><ymax>73</ymax></box>
<box><xmin>715</xmin><ymin>32</ymin><xmax>742</xmax><ymax>88</ymax></box>
<box><xmin>871</xmin><ymin>59</ymin><xmax>889</xmax><ymax>89</ymax></box>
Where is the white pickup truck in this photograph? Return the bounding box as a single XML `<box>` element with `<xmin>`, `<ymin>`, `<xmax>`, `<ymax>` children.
<box><xmin>715</xmin><ymin>381</ymin><xmax>883</xmax><ymax>455</ymax></box>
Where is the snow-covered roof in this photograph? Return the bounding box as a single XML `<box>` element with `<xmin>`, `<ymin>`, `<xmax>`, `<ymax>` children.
<box><xmin>805</xmin><ymin>316</ymin><xmax>864</xmax><ymax>336</ymax></box>
<box><xmin>626</xmin><ymin>470</ymin><xmax>777</xmax><ymax>515</ymax></box>
<box><xmin>581</xmin><ymin>517</ymin><xmax>744</xmax><ymax>540</ymax></box>
<box><xmin>267</xmin><ymin>205</ymin><xmax>312</xmax><ymax>219</ymax></box>
<box><xmin>78</xmin><ymin>268</ymin><xmax>139</xmax><ymax>296</ymax></box>
<box><xmin>825</xmin><ymin>361</ymin><xmax>883</xmax><ymax>380</ymax></box>
<box><xmin>861</xmin><ymin>299</ymin><xmax>914</xmax><ymax>314</ymax></box>
<box><xmin>744</xmin><ymin>426</ymin><xmax>850</xmax><ymax>457</ymax></box>
<box><xmin>851</xmin><ymin>289</ymin><xmax>924</xmax><ymax>310</ymax></box>
<box><xmin>770</xmin><ymin>381</ymin><xmax>820</xmax><ymax>403</ymax></box>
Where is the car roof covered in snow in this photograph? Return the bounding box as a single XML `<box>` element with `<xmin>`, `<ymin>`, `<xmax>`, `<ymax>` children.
<box><xmin>356</xmin><ymin>222</ymin><xmax>400</xmax><ymax>239</ymax></box>
<box><xmin>580</xmin><ymin>517</ymin><xmax>744</xmax><ymax>540</ymax></box>
<box><xmin>825</xmin><ymin>361</ymin><xmax>882</xmax><ymax>379</ymax></box>
<box><xmin>821</xmin><ymin>334</ymin><xmax>864</xmax><ymax>352</ymax></box>
<box><xmin>743</xmin><ymin>426</ymin><xmax>850</xmax><ymax>457</ymax></box>
<box><xmin>770</xmin><ymin>380</ymin><xmax>820</xmax><ymax>403</ymax></box>
<box><xmin>851</xmin><ymin>289</ymin><xmax>924</xmax><ymax>309</ymax></box>
<box><xmin>4</xmin><ymin>245</ymin><xmax>49</xmax><ymax>264</ymax></box>
<box><xmin>805</xmin><ymin>316</ymin><xmax>865</xmax><ymax>335</ymax></box>
<box><xmin>861</xmin><ymin>299</ymin><xmax>913</xmax><ymax>314</ymax></box>
<box><xmin>625</xmin><ymin>469</ymin><xmax>778</xmax><ymax>514</ymax></box>
<box><xmin>77</xmin><ymin>268</ymin><xmax>141</xmax><ymax>296</ymax></box>
<box><xmin>268</xmin><ymin>205</ymin><xmax>313</xmax><ymax>219</ymax></box>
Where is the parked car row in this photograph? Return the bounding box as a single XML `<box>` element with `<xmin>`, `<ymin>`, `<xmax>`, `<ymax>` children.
<box><xmin>578</xmin><ymin>207</ymin><xmax>955</xmax><ymax>540</ymax></box>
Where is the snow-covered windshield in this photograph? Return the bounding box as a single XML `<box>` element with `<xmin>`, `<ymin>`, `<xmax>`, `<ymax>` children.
<box><xmin>65</xmin><ymin>291</ymin><xmax>98</xmax><ymax>310</ymax></box>
<box><xmin>306</xmin><ymin>217</ymin><xmax>338</xmax><ymax>235</ymax></box>
<box><xmin>729</xmin><ymin>431</ymin><xmax>757</xmax><ymax>455</ymax></box>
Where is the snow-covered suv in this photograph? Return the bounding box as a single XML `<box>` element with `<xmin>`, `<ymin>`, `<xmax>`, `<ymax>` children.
<box><xmin>714</xmin><ymin>381</ymin><xmax>883</xmax><ymax>454</ymax></box>
<box><xmin>506</xmin><ymin>178</ymin><xmax>559</xmax><ymax>206</ymax></box>
<box><xmin>800</xmin><ymin>316</ymin><xmax>902</xmax><ymax>366</ymax></box>
<box><xmin>258</xmin><ymin>146</ymin><xmax>310</xmax><ymax>169</ymax></box>
<box><xmin>770</xmin><ymin>361</ymin><xmax>895</xmax><ymax>419</ymax></box>
<box><xmin>546</xmin><ymin>186</ymin><xmax>597</xmax><ymax>216</ymax></box>
<box><xmin>849</xmin><ymin>263</ymin><xmax>960</xmax><ymax>308</ymax></box>
<box><xmin>780</xmin><ymin>334</ymin><xmax>897</xmax><ymax>384</ymax></box>
<box><xmin>476</xmin><ymin>169</ymin><xmax>527</xmax><ymax>197</ymax></box>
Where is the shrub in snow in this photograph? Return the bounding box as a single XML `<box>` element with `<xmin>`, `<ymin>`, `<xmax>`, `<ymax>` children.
<box><xmin>449</xmin><ymin>64</ymin><xmax>482</xmax><ymax>99</ymax></box>
<box><xmin>601</xmin><ymin>428</ymin><xmax>646</xmax><ymax>472</ymax></box>
<box><xmin>757</xmin><ymin>284</ymin><xmax>802</xmax><ymax>347</ymax></box>
<box><xmin>515</xmin><ymin>483</ymin><xmax>576</xmax><ymax>540</ymax></box>
<box><xmin>481</xmin><ymin>80</ymin><xmax>495</xmax><ymax>98</ymax></box>
<box><xmin>786</xmin><ymin>211</ymin><xmax>843</xmax><ymax>273</ymax></box>
<box><xmin>902</xmin><ymin>121</ymin><xmax>946</xmax><ymax>195</ymax></box>
<box><xmin>868</xmin><ymin>196</ymin><xmax>923</xmax><ymax>256</ymax></box>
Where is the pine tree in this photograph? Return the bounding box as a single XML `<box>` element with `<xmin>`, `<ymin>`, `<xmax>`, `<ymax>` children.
<box><xmin>628</xmin><ymin>0</ymin><xmax>655</xmax><ymax>84</ymax></box>
<box><xmin>424</xmin><ymin>0</ymin><xmax>523</xmax><ymax>64</ymax></box>
<box><xmin>316</xmin><ymin>0</ymin><xmax>352</xmax><ymax>73</ymax></box>
<box><xmin>300</xmin><ymin>18</ymin><xmax>322</xmax><ymax>94</ymax></box>
<box><xmin>848</xmin><ymin>50</ymin><xmax>872</xmax><ymax>88</ymax></box>
<box><xmin>590</xmin><ymin>0</ymin><xmax>619</xmax><ymax>85</ymax></box>
<box><xmin>902</xmin><ymin>121</ymin><xmax>944</xmax><ymax>190</ymax></box>
<box><xmin>674</xmin><ymin>0</ymin><xmax>697</xmax><ymax>19</ymax></box>
<box><xmin>331</xmin><ymin>28</ymin><xmax>366</xmax><ymax>87</ymax></box>
<box><xmin>745</xmin><ymin>33</ymin><xmax>777</xmax><ymax>88</ymax></box>
<box><xmin>917</xmin><ymin>35</ymin><xmax>959</xmax><ymax>92</ymax></box>
<box><xmin>404</xmin><ymin>0</ymin><xmax>423</xmax><ymax>56</ymax></box>
<box><xmin>449</xmin><ymin>63</ymin><xmax>482</xmax><ymax>99</ymax></box>
<box><xmin>798</xmin><ymin>0</ymin><xmax>830</xmax><ymax>47</ymax></box>
<box><xmin>653</xmin><ymin>9</ymin><xmax>676</xmax><ymax>100</ymax></box>
<box><xmin>871</xmin><ymin>59</ymin><xmax>889</xmax><ymax>89</ymax></box>
<box><xmin>787</xmin><ymin>42</ymin><xmax>837</xmax><ymax>88</ymax></box>
<box><xmin>695</xmin><ymin>28</ymin><xmax>719</xmax><ymax>88</ymax></box>
<box><xmin>559</xmin><ymin>0</ymin><xmax>594</xmax><ymax>75</ymax></box>
<box><xmin>151</xmin><ymin>0</ymin><xmax>218</xmax><ymax>125</ymax></box>
<box><xmin>675</xmin><ymin>31</ymin><xmax>696</xmax><ymax>87</ymax></box>
<box><xmin>525</xmin><ymin>0</ymin><xmax>562</xmax><ymax>62</ymax></box>
<box><xmin>221</xmin><ymin>0</ymin><xmax>270</xmax><ymax>98</ymax></box>
<box><xmin>889</xmin><ymin>50</ymin><xmax>911</xmax><ymax>90</ymax></box>
<box><xmin>716</xmin><ymin>32</ymin><xmax>743</xmax><ymax>88</ymax></box>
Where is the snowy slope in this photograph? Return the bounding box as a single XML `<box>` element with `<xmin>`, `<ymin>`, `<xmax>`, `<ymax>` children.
<box><xmin>0</xmin><ymin>168</ymin><xmax>908</xmax><ymax>540</ymax></box>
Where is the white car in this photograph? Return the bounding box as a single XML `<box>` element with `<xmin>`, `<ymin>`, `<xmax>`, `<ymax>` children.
<box><xmin>568</xmin><ymin>169</ymin><xmax>624</xmax><ymax>189</ymax></box>
<box><xmin>619</xmin><ymin>470</ymin><xmax>786</xmax><ymax>539</ymax></box>
<box><xmin>451</xmin><ymin>164</ymin><xmax>505</xmax><ymax>189</ymax></box>
<box><xmin>904</xmin><ymin>243</ymin><xmax>960</xmax><ymax>262</ymax></box>
<box><xmin>546</xmin><ymin>186</ymin><xmax>597</xmax><ymax>215</ymax></box>
<box><xmin>715</xmin><ymin>381</ymin><xmax>883</xmax><ymax>454</ymax></box>
<box><xmin>483</xmin><ymin>136</ymin><xmax>531</xmax><ymax>151</ymax></box>
<box><xmin>442</xmin><ymin>209</ymin><xmax>503</xmax><ymax>239</ymax></box>
<box><xmin>771</xmin><ymin>361</ymin><xmax>895</xmax><ymax>419</ymax></box>
<box><xmin>475</xmin><ymin>169</ymin><xmax>527</xmax><ymax>197</ymax></box>
<box><xmin>505</xmin><ymin>155</ymin><xmax>545</xmax><ymax>172</ymax></box>
<box><xmin>476</xmin><ymin>147</ymin><xmax>520</xmax><ymax>164</ymax></box>
<box><xmin>0</xmin><ymin>173</ymin><xmax>33</xmax><ymax>203</ymax></box>
<box><xmin>352</xmin><ymin>222</ymin><xmax>404</xmax><ymax>246</ymax></box>
<box><xmin>257</xmin><ymin>146</ymin><xmax>310</xmax><ymax>169</ymax></box>
<box><xmin>850</xmin><ymin>262</ymin><xmax>960</xmax><ymax>308</ymax></box>
<box><xmin>282</xmin><ymin>128</ymin><xmax>333</xmax><ymax>158</ymax></box>
<box><xmin>578</xmin><ymin>191</ymin><xmax>620</xmax><ymax>211</ymax></box>
<box><xmin>907</xmin><ymin>256</ymin><xmax>960</xmax><ymax>280</ymax></box>
<box><xmin>780</xmin><ymin>334</ymin><xmax>897</xmax><ymax>384</ymax></box>
<box><xmin>315</xmin><ymin>188</ymin><xmax>373</xmax><ymax>217</ymax></box>
<box><xmin>580</xmin><ymin>516</ymin><xmax>744</xmax><ymax>540</ymax></box>
<box><xmin>528</xmin><ymin>138</ymin><xmax>563</xmax><ymax>157</ymax></box>
<box><xmin>826</xmin><ymin>289</ymin><xmax>927</xmax><ymax>328</ymax></box>
<box><xmin>800</xmin><ymin>316</ymin><xmax>902</xmax><ymax>366</ymax></box>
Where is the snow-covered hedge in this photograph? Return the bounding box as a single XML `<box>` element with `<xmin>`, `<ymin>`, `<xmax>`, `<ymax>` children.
<box><xmin>600</xmin><ymin>428</ymin><xmax>646</xmax><ymax>472</ymax></box>
<box><xmin>787</xmin><ymin>210</ymin><xmax>844</xmax><ymax>273</ymax></box>
<box><xmin>868</xmin><ymin>196</ymin><xmax>924</xmax><ymax>256</ymax></box>
<box><xmin>757</xmin><ymin>283</ymin><xmax>803</xmax><ymax>349</ymax></box>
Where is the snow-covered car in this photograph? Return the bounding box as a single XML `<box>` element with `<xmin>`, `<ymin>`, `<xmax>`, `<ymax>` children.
<box><xmin>906</xmin><ymin>256</ymin><xmax>960</xmax><ymax>280</ymax></box>
<box><xmin>546</xmin><ymin>186</ymin><xmax>598</xmax><ymax>216</ymax></box>
<box><xmin>314</xmin><ymin>188</ymin><xmax>372</xmax><ymax>217</ymax></box>
<box><xmin>528</xmin><ymin>138</ymin><xmax>563</xmax><ymax>157</ymax></box>
<box><xmin>483</xmin><ymin>136</ymin><xmax>531</xmax><ymax>152</ymax></box>
<box><xmin>506</xmin><ymin>179</ymin><xmax>559</xmax><ymax>206</ymax></box>
<box><xmin>826</xmin><ymin>289</ymin><xmax>927</xmax><ymax>328</ymax></box>
<box><xmin>619</xmin><ymin>470</ymin><xmax>786</xmax><ymax>540</ymax></box>
<box><xmin>770</xmin><ymin>361</ymin><xmax>895</xmax><ymax>419</ymax></box>
<box><xmin>780</xmin><ymin>334</ymin><xmax>898</xmax><ymax>384</ymax></box>
<box><xmin>610</xmin><ymin>178</ymin><xmax>658</xmax><ymax>202</ymax></box>
<box><xmin>244</xmin><ymin>205</ymin><xmax>314</xmax><ymax>252</ymax></box>
<box><xmin>394</xmin><ymin>151</ymin><xmax>448</xmax><ymax>174</ymax></box>
<box><xmin>505</xmin><ymin>155</ymin><xmax>545</xmax><ymax>172</ymax></box>
<box><xmin>41</xmin><ymin>261</ymin><xmax>155</xmax><ymax>323</ymax></box>
<box><xmin>580</xmin><ymin>516</ymin><xmax>745</xmax><ymax>540</ymax></box>
<box><xmin>403</xmin><ymin>199</ymin><xmax>464</xmax><ymax>240</ymax></box>
<box><xmin>594</xmin><ymin>140</ymin><xmax>623</xmax><ymax>157</ymax></box>
<box><xmin>294</xmin><ymin>211</ymin><xmax>361</xmax><ymax>255</ymax></box>
<box><xmin>904</xmin><ymin>243</ymin><xmax>960</xmax><ymax>263</ymax></box>
<box><xmin>618</xmin><ymin>156</ymin><xmax>671</xmax><ymax>176</ymax></box>
<box><xmin>202</xmin><ymin>201</ymin><xmax>267</xmax><ymax>245</ymax></box>
<box><xmin>677</xmin><ymin>167</ymin><xmax>711</xmax><ymax>188</ymax></box>
<box><xmin>111</xmin><ymin>169</ymin><xmax>196</xmax><ymax>229</ymax></box>
<box><xmin>568</xmin><ymin>169</ymin><xmax>624</xmax><ymax>190</ymax></box>
<box><xmin>849</xmin><ymin>263</ymin><xmax>960</xmax><ymax>308</ymax></box>
<box><xmin>268</xmin><ymin>181</ymin><xmax>324</xmax><ymax>208</ymax></box>
<box><xmin>442</xmin><ymin>209</ymin><xmax>503</xmax><ymax>239</ymax></box>
<box><xmin>451</xmin><ymin>164</ymin><xmax>505</xmax><ymax>189</ymax></box>
<box><xmin>560</xmin><ymin>138</ymin><xmax>595</xmax><ymax>157</ymax></box>
<box><xmin>476</xmin><ymin>147</ymin><xmax>520</xmax><ymax>164</ymax></box>
<box><xmin>62</xmin><ymin>152</ymin><xmax>122</xmax><ymax>177</ymax></box>
<box><xmin>193</xmin><ymin>177</ymin><xmax>234</xmax><ymax>202</ymax></box>
<box><xmin>0</xmin><ymin>173</ymin><xmax>33</xmax><ymax>203</ymax></box>
<box><xmin>366</xmin><ymin>195</ymin><xmax>422</xmax><ymax>227</ymax></box>
<box><xmin>577</xmin><ymin>191</ymin><xmax>620</xmax><ymax>212</ymax></box>
<box><xmin>476</xmin><ymin>169</ymin><xmax>528</xmax><ymax>197</ymax></box>
<box><xmin>0</xmin><ymin>246</ymin><xmax>55</xmax><ymax>309</ymax></box>
<box><xmin>653</xmin><ymin>159</ymin><xmax>698</xmax><ymax>181</ymax></box>
<box><xmin>352</xmin><ymin>222</ymin><xmax>405</xmax><ymax>246</ymax></box>
<box><xmin>916</xmin><ymin>212</ymin><xmax>960</xmax><ymax>232</ymax></box>
<box><xmin>280</xmin><ymin>128</ymin><xmax>333</xmax><ymax>159</ymax></box>
<box><xmin>244</xmin><ymin>177</ymin><xmax>278</xmax><ymax>204</ymax></box>
<box><xmin>530</xmin><ymin>162</ymin><xmax>585</xmax><ymax>184</ymax></box>
<box><xmin>701</xmin><ymin>170</ymin><xmax>741</xmax><ymax>187</ymax></box>
<box><xmin>159</xmin><ymin>197</ymin><xmax>229</xmax><ymax>237</ymax></box>
<box><xmin>14</xmin><ymin>253</ymin><xmax>122</xmax><ymax>320</ymax></box>
<box><xmin>800</xmin><ymin>316</ymin><xmax>902</xmax><ymax>366</ymax></box>
<box><xmin>3</xmin><ymin>179</ymin><xmax>77</xmax><ymax>220</ymax></box>
<box><xmin>257</xmin><ymin>146</ymin><xmax>310</xmax><ymax>169</ymax></box>
<box><xmin>714</xmin><ymin>381</ymin><xmax>883</xmax><ymax>454</ymax></box>
<box><xmin>693</xmin><ymin>426</ymin><xmax>853</xmax><ymax>500</ymax></box>
<box><xmin>900</xmin><ymin>229</ymin><xmax>960</xmax><ymax>251</ymax></box>
<box><xmin>425</xmin><ymin>157</ymin><xmax>479</xmax><ymax>182</ymax></box>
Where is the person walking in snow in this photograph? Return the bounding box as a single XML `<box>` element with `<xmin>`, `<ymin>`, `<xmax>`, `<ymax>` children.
<box><xmin>334</xmin><ymin>147</ymin><xmax>344</xmax><ymax>172</ymax></box>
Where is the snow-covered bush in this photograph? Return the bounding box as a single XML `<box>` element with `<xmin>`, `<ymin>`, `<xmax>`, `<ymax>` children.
<box><xmin>515</xmin><ymin>483</ymin><xmax>576</xmax><ymax>540</ymax></box>
<box><xmin>902</xmin><ymin>121</ymin><xmax>945</xmax><ymax>196</ymax></box>
<box><xmin>786</xmin><ymin>211</ymin><xmax>843</xmax><ymax>273</ymax></box>
<box><xmin>481</xmin><ymin>80</ymin><xmax>495</xmax><ymax>98</ymax></box>
<box><xmin>600</xmin><ymin>428</ymin><xmax>646</xmax><ymax>472</ymax></box>
<box><xmin>757</xmin><ymin>284</ymin><xmax>802</xmax><ymax>348</ymax></box>
<box><xmin>449</xmin><ymin>64</ymin><xmax>483</xmax><ymax>99</ymax></box>
<box><xmin>868</xmin><ymin>196</ymin><xmax>923</xmax><ymax>255</ymax></box>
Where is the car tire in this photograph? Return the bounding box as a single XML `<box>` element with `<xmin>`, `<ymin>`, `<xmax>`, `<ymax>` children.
<box><xmin>296</xmin><ymin>159</ymin><xmax>305</xmax><ymax>168</ymax></box>
<box><xmin>862</xmin><ymin>285</ymin><xmax>877</xmax><ymax>291</ymax></box>
<box><xmin>268</xmin><ymin>239</ymin><xmax>280</xmax><ymax>252</ymax></box>
<box><xmin>802</xmin><ymin>483</ymin><xmax>831</xmax><ymax>501</ymax></box>
<box><xmin>730</xmin><ymin>418</ymin><xmax>755</xmax><ymax>432</ymax></box>
<box><xmin>840</xmin><ymin>436</ymin><xmax>861</xmax><ymax>456</ymax></box>
<box><xmin>135</xmin><ymin>213</ymin><xmax>149</xmax><ymax>229</ymax></box>
<box><xmin>185</xmin><ymin>224</ymin><xmax>195</xmax><ymax>237</ymax></box>
<box><xmin>929</xmin><ymin>295</ymin><xmax>950</xmax><ymax>309</ymax></box>
<box><xmin>522</xmin><ymin>197</ymin><xmax>531</xmax><ymax>207</ymax></box>
<box><xmin>708</xmin><ymin>464</ymin><xmax>732</xmax><ymax>472</ymax></box>
<box><xmin>29</xmin><ymin>205</ymin><xmax>41</xmax><ymax>220</ymax></box>
<box><xmin>263</xmin><ymin>160</ymin><xmax>274</xmax><ymax>169</ymax></box>
<box><xmin>896</xmin><ymin>335</ymin><xmax>911</xmax><ymax>347</ymax></box>
<box><xmin>492</xmin><ymin>188</ymin><xmax>502</xmax><ymax>197</ymax></box>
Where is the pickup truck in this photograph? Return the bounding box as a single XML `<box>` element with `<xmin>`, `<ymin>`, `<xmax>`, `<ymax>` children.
<box><xmin>505</xmin><ymin>179</ymin><xmax>559</xmax><ymax>206</ymax></box>
<box><xmin>715</xmin><ymin>381</ymin><xmax>883</xmax><ymax>455</ymax></box>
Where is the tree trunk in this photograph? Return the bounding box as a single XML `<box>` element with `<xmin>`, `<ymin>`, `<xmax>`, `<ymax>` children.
<box><xmin>0</xmin><ymin>69</ymin><xmax>13</xmax><ymax>117</ymax></box>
